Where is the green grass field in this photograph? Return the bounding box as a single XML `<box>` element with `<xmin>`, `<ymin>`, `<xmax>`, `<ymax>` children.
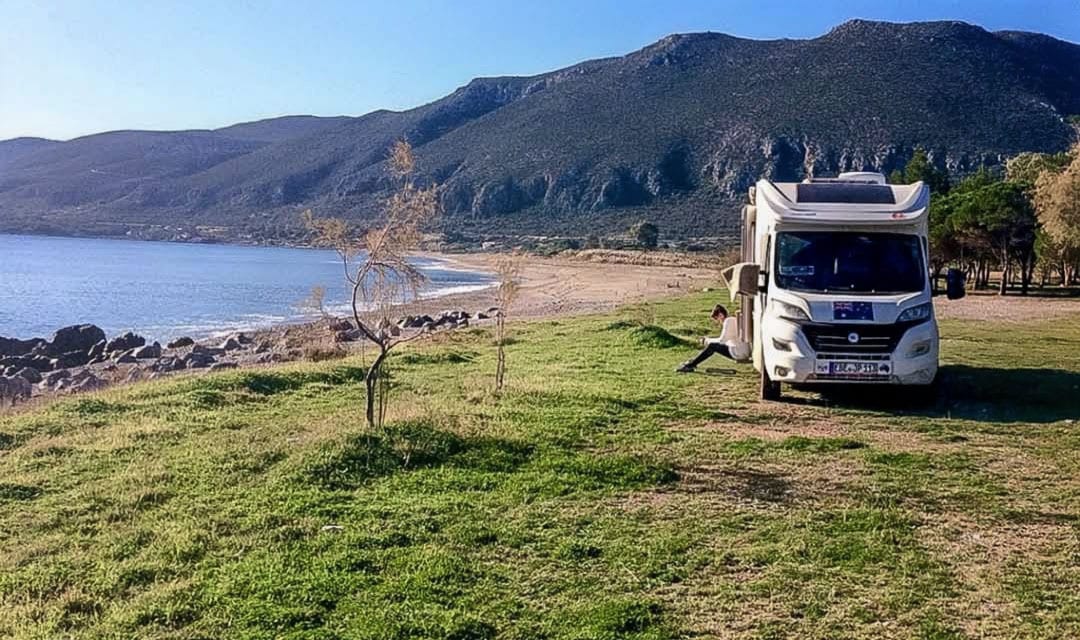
<box><xmin>1</xmin><ymin>292</ymin><xmax>1078</xmax><ymax>639</ymax></box>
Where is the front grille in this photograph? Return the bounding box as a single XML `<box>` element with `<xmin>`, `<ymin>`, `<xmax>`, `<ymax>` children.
<box><xmin>815</xmin><ymin>353</ymin><xmax>891</xmax><ymax>361</ymax></box>
<box><xmin>800</xmin><ymin>321</ymin><xmax>920</xmax><ymax>355</ymax></box>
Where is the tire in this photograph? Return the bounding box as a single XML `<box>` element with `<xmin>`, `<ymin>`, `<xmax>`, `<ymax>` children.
<box><xmin>760</xmin><ymin>366</ymin><xmax>781</xmax><ymax>401</ymax></box>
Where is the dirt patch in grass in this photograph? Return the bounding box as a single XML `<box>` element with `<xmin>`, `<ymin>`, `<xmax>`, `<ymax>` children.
<box><xmin>620</xmin><ymin>452</ymin><xmax>869</xmax><ymax>521</ymax></box>
<box><xmin>936</xmin><ymin>295</ymin><xmax>1080</xmax><ymax>322</ymax></box>
<box><xmin>698</xmin><ymin>419</ymin><xmax>854</xmax><ymax>441</ymax></box>
<box><xmin>676</xmin><ymin>415</ymin><xmax>967</xmax><ymax>459</ymax></box>
<box><xmin>678</xmin><ymin>463</ymin><xmax>795</xmax><ymax>505</ymax></box>
<box><xmin>919</xmin><ymin>512</ymin><xmax>1078</xmax><ymax>637</ymax></box>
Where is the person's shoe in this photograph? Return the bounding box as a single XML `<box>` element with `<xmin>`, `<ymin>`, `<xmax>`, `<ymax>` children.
<box><xmin>675</xmin><ymin>363</ymin><xmax>695</xmax><ymax>373</ymax></box>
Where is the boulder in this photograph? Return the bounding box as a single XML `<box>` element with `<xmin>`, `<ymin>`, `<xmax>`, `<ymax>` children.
<box><xmin>3</xmin><ymin>355</ymin><xmax>52</xmax><ymax>372</ymax></box>
<box><xmin>183</xmin><ymin>352</ymin><xmax>216</xmax><ymax>369</ymax></box>
<box><xmin>0</xmin><ymin>336</ymin><xmax>46</xmax><ymax>358</ymax></box>
<box><xmin>209</xmin><ymin>362</ymin><xmax>238</xmax><ymax>372</ymax></box>
<box><xmin>0</xmin><ymin>375</ymin><xmax>32</xmax><ymax>406</ymax></box>
<box><xmin>89</xmin><ymin>340</ymin><xmax>107</xmax><ymax>359</ymax></box>
<box><xmin>69</xmin><ymin>373</ymin><xmax>105</xmax><ymax>393</ymax></box>
<box><xmin>31</xmin><ymin>355</ymin><xmax>54</xmax><ymax>372</ymax></box>
<box><xmin>132</xmin><ymin>343</ymin><xmax>162</xmax><ymax>359</ymax></box>
<box><xmin>327</xmin><ymin>318</ymin><xmax>353</xmax><ymax>332</ymax></box>
<box><xmin>114</xmin><ymin>351</ymin><xmax>138</xmax><ymax>364</ymax></box>
<box><xmin>49</xmin><ymin>324</ymin><xmax>106</xmax><ymax>355</ymax></box>
<box><xmin>191</xmin><ymin>343</ymin><xmax>224</xmax><ymax>356</ymax></box>
<box><xmin>400</xmin><ymin>315</ymin><xmax>434</xmax><ymax>329</ymax></box>
<box><xmin>106</xmin><ymin>332</ymin><xmax>145</xmax><ymax>353</ymax></box>
<box><xmin>0</xmin><ymin>354</ymin><xmax>52</xmax><ymax>372</ymax></box>
<box><xmin>167</xmin><ymin>336</ymin><xmax>195</xmax><ymax>349</ymax></box>
<box><xmin>219</xmin><ymin>337</ymin><xmax>242</xmax><ymax>351</ymax></box>
<box><xmin>232</xmin><ymin>332</ymin><xmax>253</xmax><ymax>345</ymax></box>
<box><xmin>14</xmin><ymin>367</ymin><xmax>42</xmax><ymax>384</ymax></box>
<box><xmin>434</xmin><ymin>311</ymin><xmax>470</xmax><ymax>327</ymax></box>
<box><xmin>254</xmin><ymin>340</ymin><xmax>272</xmax><ymax>353</ymax></box>
<box><xmin>41</xmin><ymin>369</ymin><xmax>70</xmax><ymax>387</ymax></box>
<box><xmin>53</xmin><ymin>350</ymin><xmax>90</xmax><ymax>369</ymax></box>
<box><xmin>152</xmin><ymin>356</ymin><xmax>185</xmax><ymax>373</ymax></box>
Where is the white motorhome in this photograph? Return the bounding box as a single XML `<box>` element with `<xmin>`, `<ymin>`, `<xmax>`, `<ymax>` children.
<box><xmin>723</xmin><ymin>172</ymin><xmax>962</xmax><ymax>400</ymax></box>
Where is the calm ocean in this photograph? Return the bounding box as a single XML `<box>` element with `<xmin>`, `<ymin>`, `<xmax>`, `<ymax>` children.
<box><xmin>0</xmin><ymin>234</ymin><xmax>492</xmax><ymax>341</ymax></box>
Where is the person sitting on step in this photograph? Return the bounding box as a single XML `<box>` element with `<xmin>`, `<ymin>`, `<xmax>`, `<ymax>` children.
<box><xmin>676</xmin><ymin>304</ymin><xmax>750</xmax><ymax>373</ymax></box>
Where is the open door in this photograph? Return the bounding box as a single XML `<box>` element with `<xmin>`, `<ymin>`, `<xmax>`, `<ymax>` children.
<box><xmin>739</xmin><ymin>204</ymin><xmax>756</xmax><ymax>348</ymax></box>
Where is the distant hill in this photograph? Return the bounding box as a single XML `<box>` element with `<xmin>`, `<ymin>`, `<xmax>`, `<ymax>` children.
<box><xmin>0</xmin><ymin>137</ymin><xmax>61</xmax><ymax>172</ymax></box>
<box><xmin>1</xmin><ymin>19</ymin><xmax>1077</xmax><ymax>246</ymax></box>
<box><xmin>213</xmin><ymin>115</ymin><xmax>355</xmax><ymax>143</ymax></box>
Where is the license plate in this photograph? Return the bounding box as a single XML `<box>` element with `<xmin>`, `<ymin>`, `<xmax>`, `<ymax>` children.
<box><xmin>833</xmin><ymin>301</ymin><xmax>874</xmax><ymax>321</ymax></box>
<box><xmin>815</xmin><ymin>361</ymin><xmax>890</xmax><ymax>376</ymax></box>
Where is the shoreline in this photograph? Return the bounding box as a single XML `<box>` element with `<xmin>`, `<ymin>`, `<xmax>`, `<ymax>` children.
<box><xmin>0</xmin><ymin>232</ymin><xmax>715</xmax><ymax>342</ymax></box>
<box><xmin>1</xmin><ymin>252</ymin><xmax>718</xmax><ymax>408</ymax></box>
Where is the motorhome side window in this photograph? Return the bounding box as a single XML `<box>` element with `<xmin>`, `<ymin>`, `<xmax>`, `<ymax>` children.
<box><xmin>775</xmin><ymin>232</ymin><xmax>925</xmax><ymax>295</ymax></box>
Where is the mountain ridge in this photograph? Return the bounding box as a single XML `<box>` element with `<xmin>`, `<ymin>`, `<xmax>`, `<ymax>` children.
<box><xmin>1</xmin><ymin>19</ymin><xmax>1077</xmax><ymax>246</ymax></box>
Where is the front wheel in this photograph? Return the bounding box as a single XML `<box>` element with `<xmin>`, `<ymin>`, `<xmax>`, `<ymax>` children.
<box><xmin>760</xmin><ymin>366</ymin><xmax>781</xmax><ymax>401</ymax></box>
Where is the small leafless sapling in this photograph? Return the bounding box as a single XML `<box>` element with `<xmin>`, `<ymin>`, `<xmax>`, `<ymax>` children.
<box><xmin>494</xmin><ymin>255</ymin><xmax>521</xmax><ymax>393</ymax></box>
<box><xmin>295</xmin><ymin>284</ymin><xmax>330</xmax><ymax>319</ymax></box>
<box><xmin>304</xmin><ymin>140</ymin><xmax>439</xmax><ymax>429</ymax></box>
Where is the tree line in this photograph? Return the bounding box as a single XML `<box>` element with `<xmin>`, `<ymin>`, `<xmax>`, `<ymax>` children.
<box><xmin>890</xmin><ymin>144</ymin><xmax>1080</xmax><ymax>295</ymax></box>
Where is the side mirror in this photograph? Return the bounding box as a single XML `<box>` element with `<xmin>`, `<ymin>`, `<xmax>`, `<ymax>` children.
<box><xmin>945</xmin><ymin>268</ymin><xmax>966</xmax><ymax>300</ymax></box>
<box><xmin>721</xmin><ymin>262</ymin><xmax>761</xmax><ymax>301</ymax></box>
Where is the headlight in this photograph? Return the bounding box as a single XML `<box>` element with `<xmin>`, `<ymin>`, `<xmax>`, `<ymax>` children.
<box><xmin>897</xmin><ymin>302</ymin><xmax>933</xmax><ymax>323</ymax></box>
<box><xmin>908</xmin><ymin>340</ymin><xmax>932</xmax><ymax>358</ymax></box>
<box><xmin>772</xmin><ymin>338</ymin><xmax>792</xmax><ymax>352</ymax></box>
<box><xmin>774</xmin><ymin>300</ymin><xmax>810</xmax><ymax>322</ymax></box>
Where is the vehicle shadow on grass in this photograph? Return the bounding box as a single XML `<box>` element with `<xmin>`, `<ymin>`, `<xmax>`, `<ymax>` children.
<box><xmin>795</xmin><ymin>365</ymin><xmax>1080</xmax><ymax>424</ymax></box>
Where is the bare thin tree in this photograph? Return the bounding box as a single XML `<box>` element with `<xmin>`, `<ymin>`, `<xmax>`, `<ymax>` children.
<box><xmin>493</xmin><ymin>255</ymin><xmax>521</xmax><ymax>393</ymax></box>
<box><xmin>304</xmin><ymin>140</ymin><xmax>440</xmax><ymax>428</ymax></box>
<box><xmin>295</xmin><ymin>285</ymin><xmax>330</xmax><ymax>319</ymax></box>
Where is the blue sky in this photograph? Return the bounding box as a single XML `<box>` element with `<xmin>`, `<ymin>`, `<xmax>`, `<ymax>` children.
<box><xmin>2</xmin><ymin>0</ymin><xmax>1078</xmax><ymax>141</ymax></box>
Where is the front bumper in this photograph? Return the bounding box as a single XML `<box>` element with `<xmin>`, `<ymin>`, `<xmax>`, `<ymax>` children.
<box><xmin>762</xmin><ymin>317</ymin><xmax>938</xmax><ymax>386</ymax></box>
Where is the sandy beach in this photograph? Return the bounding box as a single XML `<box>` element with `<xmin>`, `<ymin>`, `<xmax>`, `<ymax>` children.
<box><xmin>418</xmin><ymin>251</ymin><xmax>720</xmax><ymax>319</ymax></box>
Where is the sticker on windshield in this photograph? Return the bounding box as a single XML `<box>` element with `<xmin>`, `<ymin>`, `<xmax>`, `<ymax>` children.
<box><xmin>780</xmin><ymin>265</ymin><xmax>815</xmax><ymax>276</ymax></box>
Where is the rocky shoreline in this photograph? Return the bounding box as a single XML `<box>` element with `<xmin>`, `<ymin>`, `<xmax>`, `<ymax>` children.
<box><xmin>0</xmin><ymin>308</ymin><xmax>497</xmax><ymax>407</ymax></box>
<box><xmin>1</xmin><ymin>253</ymin><xmax>721</xmax><ymax>408</ymax></box>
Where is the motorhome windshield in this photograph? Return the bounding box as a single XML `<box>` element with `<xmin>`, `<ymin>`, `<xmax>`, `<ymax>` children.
<box><xmin>775</xmin><ymin>231</ymin><xmax>925</xmax><ymax>294</ymax></box>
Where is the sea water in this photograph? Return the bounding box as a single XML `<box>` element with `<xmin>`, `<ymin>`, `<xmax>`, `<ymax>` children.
<box><xmin>0</xmin><ymin>234</ymin><xmax>492</xmax><ymax>341</ymax></box>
